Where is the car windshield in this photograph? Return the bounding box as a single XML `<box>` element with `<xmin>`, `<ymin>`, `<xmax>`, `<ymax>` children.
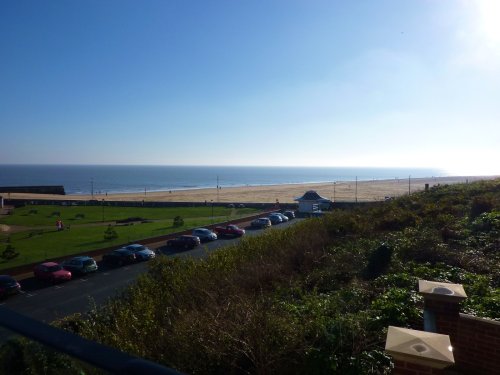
<box><xmin>47</xmin><ymin>265</ymin><xmax>63</xmax><ymax>272</ymax></box>
<box><xmin>83</xmin><ymin>260</ymin><xmax>95</xmax><ymax>266</ymax></box>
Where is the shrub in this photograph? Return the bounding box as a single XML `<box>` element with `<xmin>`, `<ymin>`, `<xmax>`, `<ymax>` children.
<box><xmin>1</xmin><ymin>244</ymin><xmax>19</xmax><ymax>261</ymax></box>
<box><xmin>364</xmin><ymin>243</ymin><xmax>393</xmax><ymax>280</ymax></box>
<box><xmin>470</xmin><ymin>196</ymin><xmax>493</xmax><ymax>220</ymax></box>
<box><xmin>104</xmin><ymin>225</ymin><xmax>118</xmax><ymax>241</ymax></box>
<box><xmin>173</xmin><ymin>216</ymin><xmax>184</xmax><ymax>227</ymax></box>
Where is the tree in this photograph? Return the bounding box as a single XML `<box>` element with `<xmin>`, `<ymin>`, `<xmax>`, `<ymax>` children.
<box><xmin>104</xmin><ymin>225</ymin><xmax>118</xmax><ymax>241</ymax></box>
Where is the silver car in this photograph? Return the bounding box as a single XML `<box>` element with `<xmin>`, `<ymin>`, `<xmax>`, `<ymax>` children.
<box><xmin>61</xmin><ymin>256</ymin><xmax>98</xmax><ymax>275</ymax></box>
<box><xmin>123</xmin><ymin>244</ymin><xmax>156</xmax><ymax>261</ymax></box>
<box><xmin>192</xmin><ymin>228</ymin><xmax>218</xmax><ymax>242</ymax></box>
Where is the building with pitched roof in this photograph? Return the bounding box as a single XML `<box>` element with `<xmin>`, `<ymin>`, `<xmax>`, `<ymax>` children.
<box><xmin>294</xmin><ymin>190</ymin><xmax>332</xmax><ymax>214</ymax></box>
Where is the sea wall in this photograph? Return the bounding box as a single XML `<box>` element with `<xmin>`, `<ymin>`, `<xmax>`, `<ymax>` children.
<box><xmin>0</xmin><ymin>186</ymin><xmax>65</xmax><ymax>195</ymax></box>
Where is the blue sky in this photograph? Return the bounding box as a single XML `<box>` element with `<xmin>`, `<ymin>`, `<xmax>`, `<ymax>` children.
<box><xmin>1</xmin><ymin>0</ymin><xmax>499</xmax><ymax>175</ymax></box>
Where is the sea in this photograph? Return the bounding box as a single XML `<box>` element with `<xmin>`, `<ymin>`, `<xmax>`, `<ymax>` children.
<box><xmin>0</xmin><ymin>165</ymin><xmax>448</xmax><ymax>195</ymax></box>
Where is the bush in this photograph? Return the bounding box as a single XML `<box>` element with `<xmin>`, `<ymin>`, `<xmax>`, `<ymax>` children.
<box><xmin>470</xmin><ymin>196</ymin><xmax>493</xmax><ymax>220</ymax></box>
<box><xmin>104</xmin><ymin>225</ymin><xmax>118</xmax><ymax>241</ymax></box>
<box><xmin>173</xmin><ymin>216</ymin><xmax>184</xmax><ymax>227</ymax></box>
<box><xmin>1</xmin><ymin>244</ymin><xmax>19</xmax><ymax>261</ymax></box>
<box><xmin>364</xmin><ymin>243</ymin><xmax>393</xmax><ymax>280</ymax></box>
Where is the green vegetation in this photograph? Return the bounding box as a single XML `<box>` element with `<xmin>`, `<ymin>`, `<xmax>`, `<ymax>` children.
<box><xmin>1</xmin><ymin>205</ymin><xmax>256</xmax><ymax>227</ymax></box>
<box><xmin>0</xmin><ymin>205</ymin><xmax>258</xmax><ymax>270</ymax></box>
<box><xmin>1</xmin><ymin>179</ymin><xmax>499</xmax><ymax>374</ymax></box>
<box><xmin>103</xmin><ymin>225</ymin><xmax>118</xmax><ymax>241</ymax></box>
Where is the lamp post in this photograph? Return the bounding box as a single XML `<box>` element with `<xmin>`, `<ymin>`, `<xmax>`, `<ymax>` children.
<box><xmin>333</xmin><ymin>181</ymin><xmax>336</xmax><ymax>202</ymax></box>
<box><xmin>102</xmin><ymin>199</ymin><xmax>105</xmax><ymax>222</ymax></box>
<box><xmin>216</xmin><ymin>176</ymin><xmax>219</xmax><ymax>203</ymax></box>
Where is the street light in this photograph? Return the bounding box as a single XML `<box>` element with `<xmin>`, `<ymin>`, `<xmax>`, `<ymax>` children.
<box><xmin>102</xmin><ymin>199</ymin><xmax>105</xmax><ymax>222</ymax></box>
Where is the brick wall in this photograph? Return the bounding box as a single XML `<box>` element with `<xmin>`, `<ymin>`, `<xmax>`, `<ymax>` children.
<box><xmin>393</xmin><ymin>360</ymin><xmax>446</xmax><ymax>375</ymax></box>
<box><xmin>424</xmin><ymin>298</ymin><xmax>500</xmax><ymax>374</ymax></box>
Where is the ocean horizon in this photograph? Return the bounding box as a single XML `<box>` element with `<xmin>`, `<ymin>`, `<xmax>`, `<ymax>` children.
<box><xmin>0</xmin><ymin>165</ymin><xmax>450</xmax><ymax>195</ymax></box>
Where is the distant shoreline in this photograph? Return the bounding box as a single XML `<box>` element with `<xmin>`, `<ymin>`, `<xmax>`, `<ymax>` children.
<box><xmin>3</xmin><ymin>175</ymin><xmax>498</xmax><ymax>203</ymax></box>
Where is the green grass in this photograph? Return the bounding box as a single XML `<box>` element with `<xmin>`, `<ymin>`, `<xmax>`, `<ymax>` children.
<box><xmin>0</xmin><ymin>205</ymin><xmax>259</xmax><ymax>270</ymax></box>
<box><xmin>0</xmin><ymin>205</ymin><xmax>257</xmax><ymax>227</ymax></box>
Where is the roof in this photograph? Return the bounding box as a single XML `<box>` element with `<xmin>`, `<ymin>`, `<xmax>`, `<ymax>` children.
<box><xmin>294</xmin><ymin>190</ymin><xmax>331</xmax><ymax>202</ymax></box>
<box><xmin>40</xmin><ymin>262</ymin><xmax>59</xmax><ymax>266</ymax></box>
<box><xmin>70</xmin><ymin>256</ymin><xmax>92</xmax><ymax>260</ymax></box>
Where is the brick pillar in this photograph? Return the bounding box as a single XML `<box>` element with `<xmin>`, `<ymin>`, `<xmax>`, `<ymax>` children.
<box><xmin>418</xmin><ymin>280</ymin><xmax>467</xmax><ymax>372</ymax></box>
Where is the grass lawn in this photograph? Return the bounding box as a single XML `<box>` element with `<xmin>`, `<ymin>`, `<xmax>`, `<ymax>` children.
<box><xmin>0</xmin><ymin>204</ymin><xmax>256</xmax><ymax>226</ymax></box>
<box><xmin>0</xmin><ymin>205</ymin><xmax>260</xmax><ymax>270</ymax></box>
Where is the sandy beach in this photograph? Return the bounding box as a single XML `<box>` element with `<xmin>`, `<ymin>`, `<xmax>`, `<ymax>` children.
<box><xmin>3</xmin><ymin>176</ymin><xmax>497</xmax><ymax>204</ymax></box>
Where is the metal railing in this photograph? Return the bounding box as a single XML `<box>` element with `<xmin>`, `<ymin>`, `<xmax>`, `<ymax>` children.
<box><xmin>0</xmin><ymin>307</ymin><xmax>182</xmax><ymax>375</ymax></box>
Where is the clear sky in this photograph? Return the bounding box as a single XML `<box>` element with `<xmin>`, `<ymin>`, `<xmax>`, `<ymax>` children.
<box><xmin>1</xmin><ymin>0</ymin><xmax>499</xmax><ymax>175</ymax></box>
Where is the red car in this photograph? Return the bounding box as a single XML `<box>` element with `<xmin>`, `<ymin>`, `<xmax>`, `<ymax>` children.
<box><xmin>34</xmin><ymin>262</ymin><xmax>72</xmax><ymax>283</ymax></box>
<box><xmin>214</xmin><ymin>224</ymin><xmax>246</xmax><ymax>237</ymax></box>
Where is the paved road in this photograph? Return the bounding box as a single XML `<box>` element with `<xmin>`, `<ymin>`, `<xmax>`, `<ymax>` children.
<box><xmin>1</xmin><ymin>219</ymin><xmax>301</xmax><ymax>327</ymax></box>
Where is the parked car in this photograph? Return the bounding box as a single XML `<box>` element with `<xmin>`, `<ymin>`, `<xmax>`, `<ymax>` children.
<box><xmin>166</xmin><ymin>235</ymin><xmax>201</xmax><ymax>250</ymax></box>
<box><xmin>123</xmin><ymin>244</ymin><xmax>156</xmax><ymax>261</ymax></box>
<box><xmin>34</xmin><ymin>262</ymin><xmax>72</xmax><ymax>283</ymax></box>
<box><xmin>283</xmin><ymin>210</ymin><xmax>296</xmax><ymax>219</ymax></box>
<box><xmin>251</xmin><ymin>217</ymin><xmax>272</xmax><ymax>229</ymax></box>
<box><xmin>214</xmin><ymin>224</ymin><xmax>245</xmax><ymax>237</ymax></box>
<box><xmin>192</xmin><ymin>228</ymin><xmax>218</xmax><ymax>242</ymax></box>
<box><xmin>62</xmin><ymin>256</ymin><xmax>98</xmax><ymax>275</ymax></box>
<box><xmin>102</xmin><ymin>248</ymin><xmax>136</xmax><ymax>267</ymax></box>
<box><xmin>267</xmin><ymin>213</ymin><xmax>283</xmax><ymax>225</ymax></box>
<box><xmin>274</xmin><ymin>212</ymin><xmax>289</xmax><ymax>222</ymax></box>
<box><xmin>0</xmin><ymin>275</ymin><xmax>21</xmax><ymax>299</ymax></box>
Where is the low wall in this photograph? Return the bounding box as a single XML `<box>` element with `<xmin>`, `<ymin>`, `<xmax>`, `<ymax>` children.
<box><xmin>0</xmin><ymin>186</ymin><xmax>65</xmax><ymax>195</ymax></box>
<box><xmin>422</xmin><ymin>294</ymin><xmax>500</xmax><ymax>374</ymax></box>
<box><xmin>4</xmin><ymin>199</ymin><xmax>290</xmax><ymax>210</ymax></box>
